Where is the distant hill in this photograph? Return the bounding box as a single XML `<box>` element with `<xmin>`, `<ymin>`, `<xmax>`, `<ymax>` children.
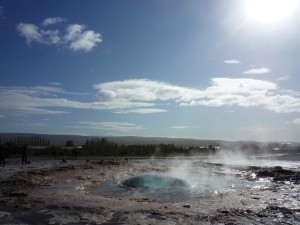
<box><xmin>108</xmin><ymin>136</ymin><xmax>224</xmax><ymax>146</ymax></box>
<box><xmin>0</xmin><ymin>133</ymin><xmax>226</xmax><ymax>146</ymax></box>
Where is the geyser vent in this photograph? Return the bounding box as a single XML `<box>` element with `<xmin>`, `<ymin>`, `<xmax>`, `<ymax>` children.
<box><xmin>121</xmin><ymin>174</ymin><xmax>189</xmax><ymax>189</ymax></box>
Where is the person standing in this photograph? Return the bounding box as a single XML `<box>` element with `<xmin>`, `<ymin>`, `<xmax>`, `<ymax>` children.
<box><xmin>72</xmin><ymin>147</ymin><xmax>78</xmax><ymax>160</ymax></box>
<box><xmin>0</xmin><ymin>144</ymin><xmax>5</xmax><ymax>166</ymax></box>
<box><xmin>21</xmin><ymin>145</ymin><xmax>28</xmax><ymax>165</ymax></box>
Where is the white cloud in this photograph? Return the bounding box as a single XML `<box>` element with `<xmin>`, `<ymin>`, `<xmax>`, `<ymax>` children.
<box><xmin>179</xmin><ymin>78</ymin><xmax>277</xmax><ymax>108</ymax></box>
<box><xmin>41</xmin><ymin>29</ymin><xmax>61</xmax><ymax>44</ymax></box>
<box><xmin>243</xmin><ymin>67</ymin><xmax>270</xmax><ymax>74</ymax></box>
<box><xmin>224</xmin><ymin>59</ymin><xmax>241</xmax><ymax>64</ymax></box>
<box><xmin>95</xmin><ymin>79</ymin><xmax>203</xmax><ymax>103</ymax></box>
<box><xmin>276</xmin><ymin>75</ymin><xmax>289</xmax><ymax>81</ymax></box>
<box><xmin>65</xmin><ymin>24</ymin><xmax>102</xmax><ymax>52</ymax></box>
<box><xmin>263</xmin><ymin>95</ymin><xmax>300</xmax><ymax>113</ymax></box>
<box><xmin>17</xmin><ymin>18</ymin><xmax>102</xmax><ymax>52</ymax></box>
<box><xmin>16</xmin><ymin>23</ymin><xmax>43</xmax><ymax>45</ymax></box>
<box><xmin>42</xmin><ymin>17</ymin><xmax>66</xmax><ymax>26</ymax></box>
<box><xmin>64</xmin><ymin>24</ymin><xmax>85</xmax><ymax>41</ymax></box>
<box><xmin>207</xmin><ymin>78</ymin><xmax>276</xmax><ymax>94</ymax></box>
<box><xmin>78</xmin><ymin>121</ymin><xmax>144</xmax><ymax>132</ymax></box>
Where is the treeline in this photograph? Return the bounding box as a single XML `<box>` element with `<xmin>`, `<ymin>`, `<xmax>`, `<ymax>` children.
<box><xmin>0</xmin><ymin>135</ymin><xmax>50</xmax><ymax>146</ymax></box>
<box><xmin>83</xmin><ymin>138</ymin><xmax>219</xmax><ymax>156</ymax></box>
<box><xmin>0</xmin><ymin>135</ymin><xmax>50</xmax><ymax>155</ymax></box>
<box><xmin>83</xmin><ymin>137</ymin><xmax>197</xmax><ymax>157</ymax></box>
<box><xmin>0</xmin><ymin>137</ymin><xmax>218</xmax><ymax>157</ymax></box>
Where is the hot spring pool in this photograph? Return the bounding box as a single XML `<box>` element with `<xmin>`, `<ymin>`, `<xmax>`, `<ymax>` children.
<box><xmin>121</xmin><ymin>174</ymin><xmax>189</xmax><ymax>189</ymax></box>
<box><xmin>91</xmin><ymin>171</ymin><xmax>251</xmax><ymax>203</ymax></box>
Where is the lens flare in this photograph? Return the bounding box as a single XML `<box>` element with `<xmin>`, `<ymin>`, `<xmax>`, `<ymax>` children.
<box><xmin>245</xmin><ymin>0</ymin><xmax>298</xmax><ymax>24</ymax></box>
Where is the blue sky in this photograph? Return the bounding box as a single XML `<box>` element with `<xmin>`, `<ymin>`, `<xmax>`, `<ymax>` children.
<box><xmin>1</xmin><ymin>0</ymin><xmax>300</xmax><ymax>142</ymax></box>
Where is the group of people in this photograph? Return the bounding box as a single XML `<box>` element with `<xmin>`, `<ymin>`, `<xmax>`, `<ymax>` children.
<box><xmin>0</xmin><ymin>144</ymin><xmax>29</xmax><ymax>166</ymax></box>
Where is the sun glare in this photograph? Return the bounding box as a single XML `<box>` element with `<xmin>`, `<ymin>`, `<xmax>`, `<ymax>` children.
<box><xmin>245</xmin><ymin>0</ymin><xmax>298</xmax><ymax>24</ymax></box>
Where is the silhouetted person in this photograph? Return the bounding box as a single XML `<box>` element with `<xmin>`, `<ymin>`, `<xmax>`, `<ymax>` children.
<box><xmin>21</xmin><ymin>145</ymin><xmax>28</xmax><ymax>165</ymax></box>
<box><xmin>72</xmin><ymin>147</ymin><xmax>78</xmax><ymax>159</ymax></box>
<box><xmin>0</xmin><ymin>144</ymin><xmax>5</xmax><ymax>166</ymax></box>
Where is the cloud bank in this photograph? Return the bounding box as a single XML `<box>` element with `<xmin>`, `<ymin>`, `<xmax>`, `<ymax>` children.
<box><xmin>16</xmin><ymin>17</ymin><xmax>102</xmax><ymax>52</ymax></box>
<box><xmin>1</xmin><ymin>78</ymin><xmax>300</xmax><ymax>117</ymax></box>
<box><xmin>95</xmin><ymin>78</ymin><xmax>286</xmax><ymax>111</ymax></box>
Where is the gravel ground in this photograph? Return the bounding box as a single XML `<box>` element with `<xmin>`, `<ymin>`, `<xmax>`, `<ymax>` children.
<box><xmin>0</xmin><ymin>157</ymin><xmax>300</xmax><ymax>224</ymax></box>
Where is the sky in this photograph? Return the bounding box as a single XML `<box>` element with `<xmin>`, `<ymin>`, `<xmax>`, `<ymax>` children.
<box><xmin>1</xmin><ymin>0</ymin><xmax>300</xmax><ymax>142</ymax></box>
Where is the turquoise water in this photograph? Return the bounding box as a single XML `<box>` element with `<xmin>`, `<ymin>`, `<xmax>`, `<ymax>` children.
<box><xmin>122</xmin><ymin>174</ymin><xmax>189</xmax><ymax>189</ymax></box>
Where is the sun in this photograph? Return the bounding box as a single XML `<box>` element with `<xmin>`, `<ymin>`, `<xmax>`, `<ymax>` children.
<box><xmin>245</xmin><ymin>0</ymin><xmax>298</xmax><ymax>24</ymax></box>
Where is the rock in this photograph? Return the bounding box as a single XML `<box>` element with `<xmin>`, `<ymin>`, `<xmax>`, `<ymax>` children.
<box><xmin>74</xmin><ymin>176</ymin><xmax>87</xmax><ymax>180</ymax></box>
<box><xmin>0</xmin><ymin>211</ymin><xmax>11</xmax><ymax>218</ymax></box>
<box><xmin>250</xmin><ymin>166</ymin><xmax>300</xmax><ymax>184</ymax></box>
<box><xmin>9</xmin><ymin>192</ymin><xmax>28</xmax><ymax>197</ymax></box>
<box><xmin>220</xmin><ymin>210</ymin><xmax>230</xmax><ymax>213</ymax></box>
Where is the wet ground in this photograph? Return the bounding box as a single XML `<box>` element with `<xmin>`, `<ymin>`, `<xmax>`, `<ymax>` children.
<box><xmin>0</xmin><ymin>156</ymin><xmax>300</xmax><ymax>224</ymax></box>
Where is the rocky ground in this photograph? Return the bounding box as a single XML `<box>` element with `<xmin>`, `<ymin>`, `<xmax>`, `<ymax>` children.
<box><xmin>0</xmin><ymin>158</ymin><xmax>300</xmax><ymax>225</ymax></box>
